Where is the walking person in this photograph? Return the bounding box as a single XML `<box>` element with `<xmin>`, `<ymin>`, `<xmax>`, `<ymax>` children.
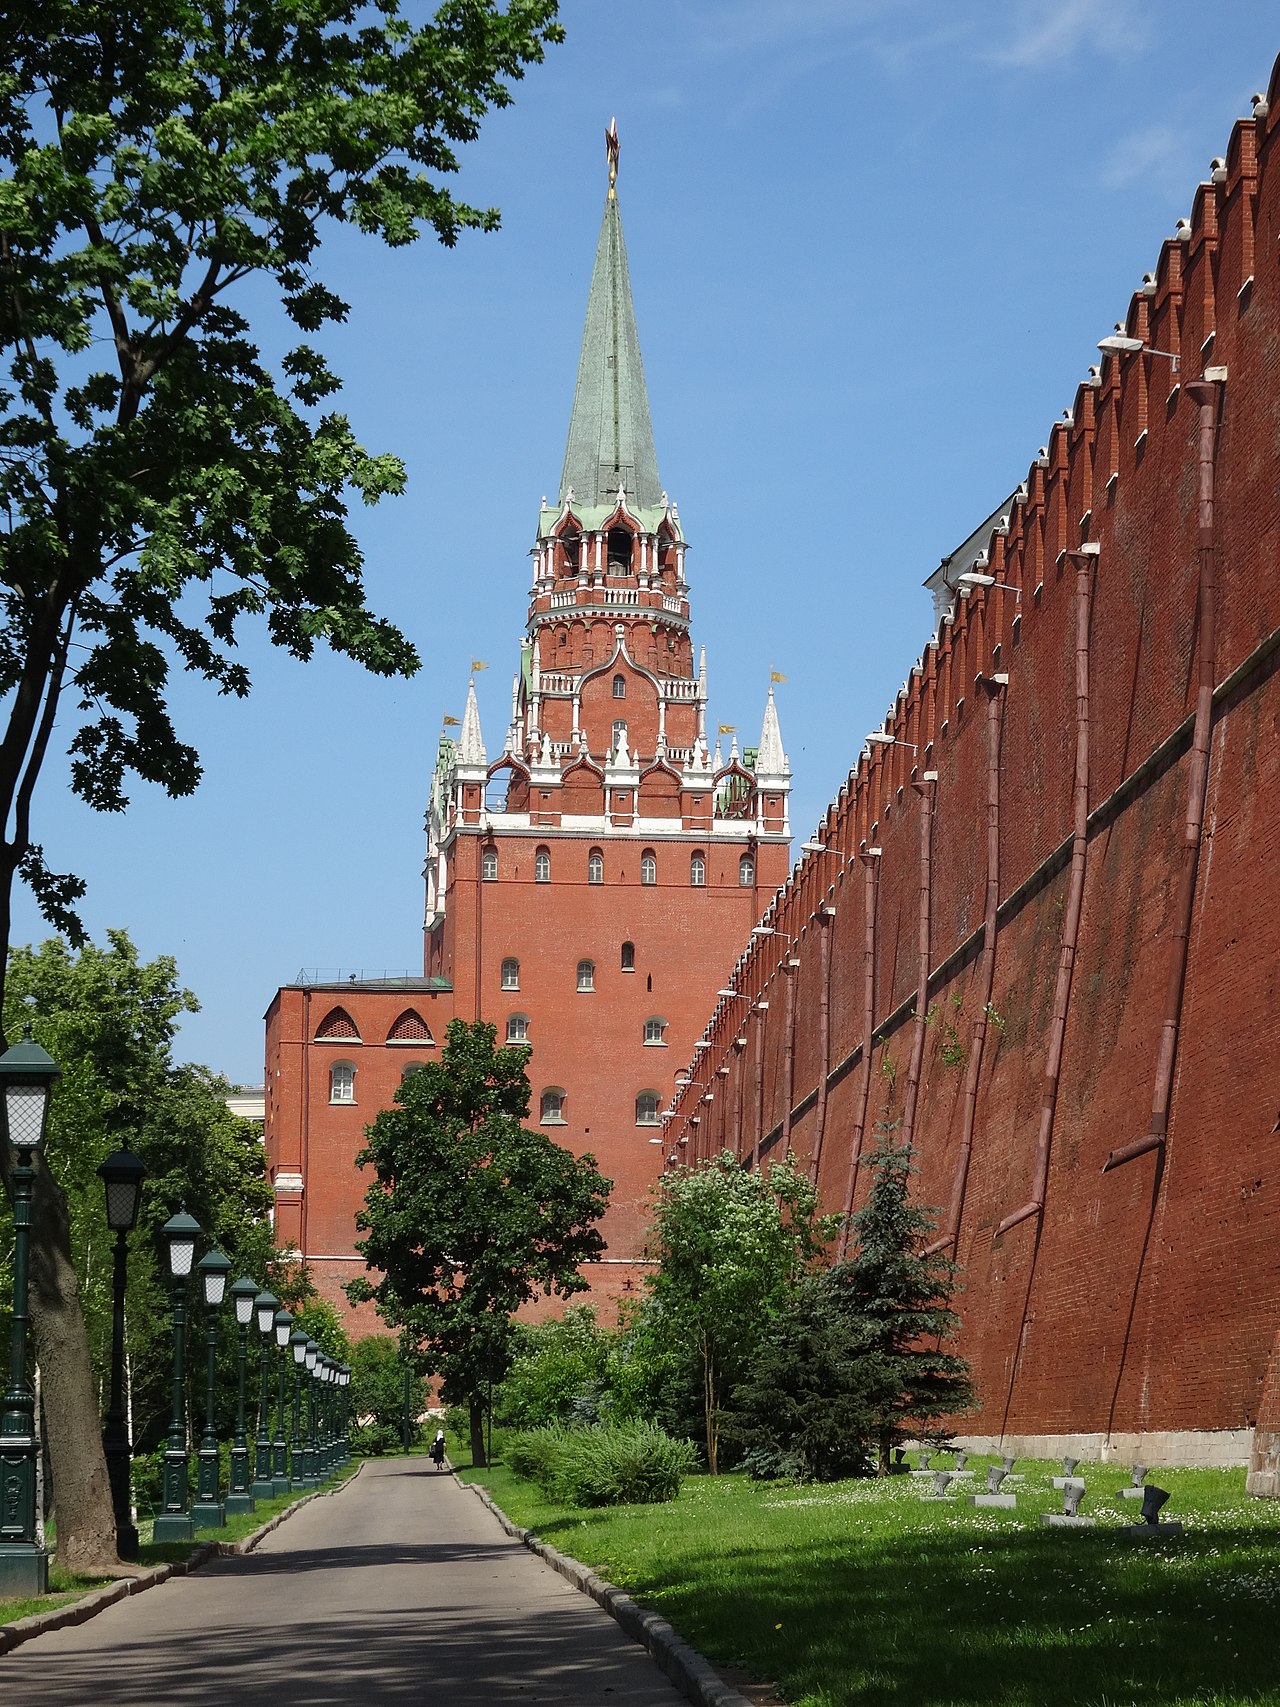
<box><xmin>430</xmin><ymin>1428</ymin><xmax>447</xmax><ymax>1470</ymax></box>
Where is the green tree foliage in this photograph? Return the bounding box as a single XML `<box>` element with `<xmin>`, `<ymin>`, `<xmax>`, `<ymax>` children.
<box><xmin>347</xmin><ymin>1019</ymin><xmax>610</xmax><ymax>1466</ymax></box>
<box><xmin>643</xmin><ymin>1150</ymin><xmax>837</xmax><ymax>1474</ymax></box>
<box><xmin>497</xmin><ymin>1304</ymin><xmax>617</xmax><ymax>1429</ymax></box>
<box><xmin>731</xmin><ymin>1125</ymin><xmax>974</xmax><ymax>1481</ymax></box>
<box><xmin>0</xmin><ymin>0</ymin><xmax>560</xmax><ymax>1567</ymax></box>
<box><xmin>347</xmin><ymin>1335</ymin><xmax>425</xmax><ymax>1456</ymax></box>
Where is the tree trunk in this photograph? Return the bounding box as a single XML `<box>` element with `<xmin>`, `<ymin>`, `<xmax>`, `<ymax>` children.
<box><xmin>878</xmin><ymin>1430</ymin><xmax>891</xmax><ymax>1478</ymax></box>
<box><xmin>469</xmin><ymin>1396</ymin><xmax>487</xmax><ymax>1468</ymax></box>
<box><xmin>702</xmin><ymin>1341</ymin><xmax>718</xmax><ymax>1476</ymax></box>
<box><xmin>24</xmin><ymin>1151</ymin><xmax>122</xmax><ymax>1570</ymax></box>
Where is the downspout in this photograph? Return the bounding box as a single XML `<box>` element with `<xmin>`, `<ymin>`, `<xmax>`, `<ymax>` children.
<box><xmin>935</xmin><ymin>674</ymin><xmax>1006</xmax><ymax>1253</ymax></box>
<box><xmin>1105</xmin><ymin>375</ymin><xmax>1224</xmax><ymax>1171</ymax></box>
<box><xmin>899</xmin><ymin>773</ymin><xmax>937</xmax><ymax>1155</ymax></box>
<box><xmin>751</xmin><ymin>1001</ymin><xmax>766</xmax><ymax>1171</ymax></box>
<box><xmin>998</xmin><ymin>544</ymin><xmax>1098</xmax><ymax>1236</ymax></box>
<box><xmin>838</xmin><ymin>849</ymin><xmax>881</xmax><ymax>1258</ymax></box>
<box><xmin>300</xmin><ymin>986</ymin><xmax>311</xmax><ymax>1259</ymax></box>
<box><xmin>809</xmin><ymin>909</ymin><xmax>834</xmax><ymax>1184</ymax></box>
<box><xmin>780</xmin><ymin>958</ymin><xmax>797</xmax><ymax>1154</ymax></box>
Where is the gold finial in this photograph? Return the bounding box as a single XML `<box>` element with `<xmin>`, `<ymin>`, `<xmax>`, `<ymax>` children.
<box><xmin>605</xmin><ymin>116</ymin><xmax>619</xmax><ymax>197</ymax></box>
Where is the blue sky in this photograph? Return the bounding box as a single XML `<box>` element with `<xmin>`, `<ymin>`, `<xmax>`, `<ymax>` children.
<box><xmin>13</xmin><ymin>1</ymin><xmax>1279</xmax><ymax>1083</ymax></box>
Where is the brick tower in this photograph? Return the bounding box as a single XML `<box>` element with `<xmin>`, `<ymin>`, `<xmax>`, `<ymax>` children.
<box><xmin>265</xmin><ymin>132</ymin><xmax>792</xmax><ymax>1313</ymax></box>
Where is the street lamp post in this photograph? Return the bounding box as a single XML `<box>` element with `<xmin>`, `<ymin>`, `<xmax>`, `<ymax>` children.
<box><xmin>303</xmin><ymin>1339</ymin><xmax>319</xmax><ymax>1484</ymax></box>
<box><xmin>96</xmin><ymin>1139</ymin><xmax>147</xmax><ymax>1560</ymax></box>
<box><xmin>152</xmin><ymin>1207</ymin><xmax>203</xmax><ymax>1543</ymax></box>
<box><xmin>288</xmin><ymin>1330</ymin><xmax>308</xmax><ymax>1488</ymax></box>
<box><xmin>191</xmin><ymin>1247</ymin><xmax>231</xmax><ymax>1528</ymax></box>
<box><xmin>339</xmin><ymin>1365</ymin><xmax>351</xmax><ymax>1464</ymax></box>
<box><xmin>272</xmin><ymin>1307</ymin><xmax>294</xmax><ymax>1493</ymax></box>
<box><xmin>317</xmin><ymin>1356</ymin><xmax>332</xmax><ymax>1476</ymax></box>
<box><xmin>226</xmin><ymin>1277</ymin><xmax>259</xmax><ymax>1516</ymax></box>
<box><xmin>0</xmin><ymin>1025</ymin><xmax>60</xmax><ymax>1597</ymax></box>
<box><xmin>250</xmin><ymin>1292</ymin><xmax>278</xmax><ymax>1501</ymax></box>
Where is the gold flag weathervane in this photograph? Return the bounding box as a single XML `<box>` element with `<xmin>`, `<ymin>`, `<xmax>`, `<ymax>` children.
<box><xmin>770</xmin><ymin>670</ymin><xmax>787</xmax><ymax>684</ymax></box>
<box><xmin>470</xmin><ymin>659</ymin><xmax>488</xmax><ymax>673</ymax></box>
<box><xmin>718</xmin><ymin>724</ymin><xmax>736</xmax><ymax>734</ymax></box>
<box><xmin>606</xmin><ymin>117</ymin><xmax>619</xmax><ymax>196</ymax></box>
<box><xmin>443</xmin><ymin>715</ymin><xmax>459</xmax><ymax>728</ymax></box>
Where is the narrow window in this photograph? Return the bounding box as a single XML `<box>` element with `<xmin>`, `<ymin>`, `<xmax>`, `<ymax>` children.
<box><xmin>612</xmin><ymin>674</ymin><xmax>627</xmax><ymax>699</ymax></box>
<box><xmin>621</xmin><ymin>941</ymin><xmax>635</xmax><ymax>973</ymax></box>
<box><xmin>588</xmin><ymin>849</ymin><xmax>604</xmax><ymax>885</ymax></box>
<box><xmin>612</xmin><ymin>719</ymin><xmax>628</xmax><ymax>752</ymax></box>
<box><xmin>329</xmin><ymin>1062</ymin><xmax>356</xmax><ymax>1105</ymax></box>
<box><xmin>577</xmin><ymin>959</ymin><xmax>595</xmax><ymax>992</ymax></box>
<box><xmin>643</xmin><ymin>1016</ymin><xmax>667</xmax><ymax>1046</ymax></box>
<box><xmin>739</xmin><ymin>852</ymin><xmax>755</xmax><ymax>886</ymax></box>
<box><xmin>506</xmin><ymin>1014</ymin><xmax>530</xmax><ymax>1044</ymax></box>
<box><xmin>500</xmin><ymin>957</ymin><xmax>520</xmax><ymax>991</ymax></box>
<box><xmin>540</xmin><ymin>1088</ymin><xmax>566</xmax><ymax>1125</ymax></box>
<box><xmin>641</xmin><ymin>850</ymin><xmax>657</xmax><ymax>885</ymax></box>
<box><xmin>481</xmin><ymin>848</ymin><xmax>498</xmax><ymax>882</ymax></box>
<box><xmin>635</xmin><ymin>1091</ymin><xmax>661</xmax><ymax>1126</ymax></box>
<box><xmin>535</xmin><ymin>846</ymin><xmax>551</xmax><ymax>883</ymax></box>
<box><xmin>607</xmin><ymin>527</ymin><xmax>632</xmax><ymax>570</ymax></box>
<box><xmin>399</xmin><ymin>1062</ymin><xmax>425</xmax><ymax>1083</ymax></box>
<box><xmin>690</xmin><ymin>852</ymin><xmax>706</xmax><ymax>887</ymax></box>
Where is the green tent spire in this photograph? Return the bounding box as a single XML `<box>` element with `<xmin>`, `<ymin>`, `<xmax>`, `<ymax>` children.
<box><xmin>558</xmin><ymin>156</ymin><xmax>662</xmax><ymax>512</ymax></box>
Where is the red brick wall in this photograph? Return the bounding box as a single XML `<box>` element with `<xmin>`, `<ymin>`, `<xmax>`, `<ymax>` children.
<box><xmin>671</xmin><ymin>78</ymin><xmax>1280</xmax><ymax>1443</ymax></box>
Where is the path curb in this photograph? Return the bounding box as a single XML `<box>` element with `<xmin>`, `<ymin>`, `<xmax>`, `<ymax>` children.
<box><xmin>466</xmin><ymin>1479</ymin><xmax>754</xmax><ymax>1707</ymax></box>
<box><xmin>0</xmin><ymin>1465</ymin><xmax>361</xmax><ymax>1657</ymax></box>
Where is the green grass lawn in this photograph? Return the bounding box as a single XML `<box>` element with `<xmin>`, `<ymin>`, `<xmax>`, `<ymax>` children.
<box><xmin>455</xmin><ymin>1436</ymin><xmax>1280</xmax><ymax>1707</ymax></box>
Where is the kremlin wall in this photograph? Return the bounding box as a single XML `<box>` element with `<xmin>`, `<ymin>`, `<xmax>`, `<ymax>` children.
<box><xmin>666</xmin><ymin>67</ymin><xmax>1280</xmax><ymax>1484</ymax></box>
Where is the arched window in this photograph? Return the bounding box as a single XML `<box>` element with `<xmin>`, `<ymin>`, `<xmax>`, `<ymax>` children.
<box><xmin>501</xmin><ymin>957</ymin><xmax>520</xmax><ymax>991</ymax></box>
<box><xmin>540</xmin><ymin>1087</ymin><xmax>566</xmax><ymax>1125</ymax></box>
<box><xmin>481</xmin><ymin>848</ymin><xmax>498</xmax><ymax>882</ymax></box>
<box><xmin>588</xmin><ymin>848</ymin><xmax>604</xmax><ymax>885</ymax></box>
<box><xmin>329</xmin><ymin>1062</ymin><xmax>356</xmax><ymax>1104</ymax></box>
<box><xmin>535</xmin><ymin>846</ymin><xmax>551</xmax><ymax>883</ymax></box>
<box><xmin>739</xmin><ymin>851</ymin><xmax>755</xmax><ymax>886</ymax></box>
<box><xmin>643</xmin><ymin>1016</ymin><xmax>667</xmax><ymax>1046</ymax></box>
<box><xmin>387</xmin><ymin>1009</ymin><xmax>432</xmax><ymax>1044</ymax></box>
<box><xmin>612</xmin><ymin>719</ymin><xmax>627</xmax><ymax>752</ymax></box>
<box><xmin>315</xmin><ymin>1006</ymin><xmax>360</xmax><ymax>1041</ymax></box>
<box><xmin>607</xmin><ymin>526</ymin><xmax>632</xmax><ymax>570</ymax></box>
<box><xmin>690</xmin><ymin>851</ymin><xmax>706</xmax><ymax>887</ymax></box>
<box><xmin>506</xmin><ymin>1014</ymin><xmax>530</xmax><ymax>1044</ymax></box>
<box><xmin>399</xmin><ymin>1062</ymin><xmax>426</xmax><ymax>1083</ymax></box>
<box><xmin>635</xmin><ymin>1091</ymin><xmax>661</xmax><ymax>1126</ymax></box>
<box><xmin>577</xmin><ymin>959</ymin><xmax>595</xmax><ymax>992</ymax></box>
<box><xmin>612</xmin><ymin>673</ymin><xmax>627</xmax><ymax>699</ymax></box>
<box><xmin>620</xmin><ymin>941</ymin><xmax>635</xmax><ymax>972</ymax></box>
<box><xmin>640</xmin><ymin>850</ymin><xmax>657</xmax><ymax>885</ymax></box>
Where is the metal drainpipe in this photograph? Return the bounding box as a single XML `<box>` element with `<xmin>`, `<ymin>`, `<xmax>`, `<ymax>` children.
<box><xmin>997</xmin><ymin>545</ymin><xmax>1098</xmax><ymax>1236</ymax></box>
<box><xmin>780</xmin><ymin>958</ymin><xmax>797</xmax><ymax>1153</ymax></box>
<box><xmin>809</xmin><ymin>910</ymin><xmax>834</xmax><ymax>1185</ymax></box>
<box><xmin>899</xmin><ymin>775</ymin><xmax>937</xmax><ymax>1155</ymax></box>
<box><xmin>838</xmin><ymin>850</ymin><xmax>881</xmax><ymax>1258</ymax></box>
<box><xmin>936</xmin><ymin>675</ymin><xmax>1006</xmax><ymax>1253</ymax></box>
<box><xmin>1105</xmin><ymin>376</ymin><xmax>1224</xmax><ymax>1171</ymax></box>
<box><xmin>751</xmin><ymin>1001</ymin><xmax>766</xmax><ymax>1171</ymax></box>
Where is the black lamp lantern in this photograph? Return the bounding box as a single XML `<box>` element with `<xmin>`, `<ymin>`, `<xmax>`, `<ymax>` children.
<box><xmin>0</xmin><ymin>1024</ymin><xmax>59</xmax><ymax>1597</ymax></box>
<box><xmin>96</xmin><ymin>1141</ymin><xmax>148</xmax><ymax>1558</ymax></box>
<box><xmin>152</xmin><ymin>1206</ymin><xmax>204</xmax><ymax>1543</ymax></box>
<box><xmin>191</xmin><ymin>1248</ymin><xmax>231</xmax><ymax>1528</ymax></box>
<box><xmin>226</xmin><ymin>1277</ymin><xmax>260</xmax><ymax>1516</ymax></box>
<box><xmin>250</xmin><ymin>1291</ymin><xmax>279</xmax><ymax>1500</ymax></box>
<box><xmin>271</xmin><ymin>1308</ymin><xmax>294</xmax><ymax>1492</ymax></box>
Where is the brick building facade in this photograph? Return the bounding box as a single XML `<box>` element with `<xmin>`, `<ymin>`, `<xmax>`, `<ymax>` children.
<box><xmin>665</xmin><ymin>68</ymin><xmax>1280</xmax><ymax>1474</ymax></box>
<box><xmin>264</xmin><ymin>147</ymin><xmax>791</xmax><ymax>1320</ymax></box>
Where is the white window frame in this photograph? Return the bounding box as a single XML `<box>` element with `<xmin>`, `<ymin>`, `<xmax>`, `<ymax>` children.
<box><xmin>481</xmin><ymin>848</ymin><xmax>498</xmax><ymax>882</ymax></box>
<box><xmin>535</xmin><ymin>847</ymin><xmax>551</xmax><ymax>883</ymax></box>
<box><xmin>540</xmin><ymin>1088</ymin><xmax>566</xmax><ymax>1125</ymax></box>
<box><xmin>643</xmin><ymin>1016</ymin><xmax>667</xmax><ymax>1046</ymax></box>
<box><xmin>690</xmin><ymin>852</ymin><xmax>706</xmax><ymax>887</ymax></box>
<box><xmin>501</xmin><ymin>957</ymin><xmax>520</xmax><ymax>991</ymax></box>
<box><xmin>506</xmin><ymin>1013</ymin><xmax>530</xmax><ymax>1044</ymax></box>
<box><xmin>635</xmin><ymin>1092</ymin><xmax>661</xmax><ymax>1126</ymax></box>
<box><xmin>329</xmin><ymin>1061</ymin><xmax>356</xmax><ymax>1105</ymax></box>
<box><xmin>739</xmin><ymin>853</ymin><xmax>755</xmax><ymax>886</ymax></box>
<box><xmin>576</xmin><ymin>959</ymin><xmax>595</xmax><ymax>992</ymax></box>
<box><xmin>588</xmin><ymin>850</ymin><xmax>604</xmax><ymax>885</ymax></box>
<box><xmin>640</xmin><ymin>852</ymin><xmax>657</xmax><ymax>886</ymax></box>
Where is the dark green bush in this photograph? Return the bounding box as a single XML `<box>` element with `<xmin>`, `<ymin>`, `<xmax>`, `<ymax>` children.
<box><xmin>508</xmin><ymin>1421</ymin><xmax>696</xmax><ymax>1506</ymax></box>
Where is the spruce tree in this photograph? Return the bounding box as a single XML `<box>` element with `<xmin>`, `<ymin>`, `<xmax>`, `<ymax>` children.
<box><xmin>831</xmin><ymin>1120</ymin><xmax>973</xmax><ymax>1474</ymax></box>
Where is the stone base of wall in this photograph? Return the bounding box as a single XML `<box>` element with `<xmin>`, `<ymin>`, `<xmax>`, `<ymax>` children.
<box><xmin>955</xmin><ymin>1429</ymin><xmax>1252</xmax><ymax>1470</ymax></box>
<box><xmin>1246</xmin><ymin>1428</ymin><xmax>1280</xmax><ymax>1497</ymax></box>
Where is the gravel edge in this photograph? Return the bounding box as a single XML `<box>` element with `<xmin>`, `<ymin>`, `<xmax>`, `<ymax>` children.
<box><xmin>465</xmin><ymin>1478</ymin><xmax>755</xmax><ymax>1707</ymax></box>
<box><xmin>0</xmin><ymin>1465</ymin><xmax>363</xmax><ymax>1657</ymax></box>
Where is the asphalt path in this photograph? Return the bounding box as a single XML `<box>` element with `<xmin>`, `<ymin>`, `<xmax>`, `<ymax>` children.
<box><xmin>1</xmin><ymin>1460</ymin><xmax>690</xmax><ymax>1705</ymax></box>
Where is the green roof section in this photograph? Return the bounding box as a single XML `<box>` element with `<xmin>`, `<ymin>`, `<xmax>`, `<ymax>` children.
<box><xmin>558</xmin><ymin>189</ymin><xmax>662</xmax><ymax>511</ymax></box>
<box><xmin>536</xmin><ymin>499</ymin><xmax>678</xmax><ymax>541</ymax></box>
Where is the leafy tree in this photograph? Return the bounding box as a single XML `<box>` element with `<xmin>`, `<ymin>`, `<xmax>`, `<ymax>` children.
<box><xmin>347</xmin><ymin>1019</ymin><xmax>610</xmax><ymax>1466</ymax></box>
<box><xmin>828</xmin><ymin>1124</ymin><xmax>974</xmax><ymax>1474</ymax></box>
<box><xmin>644</xmin><ymin>1150</ymin><xmax>837</xmax><ymax>1474</ymax></box>
<box><xmin>0</xmin><ymin>933</ymin><xmax>276</xmax><ymax>1557</ymax></box>
<box><xmin>347</xmin><ymin>1335</ymin><xmax>426</xmax><ymax>1455</ymax></box>
<box><xmin>497</xmin><ymin>1304</ymin><xmax>616</xmax><ymax>1429</ymax></box>
<box><xmin>0</xmin><ymin>0</ymin><xmax>561</xmax><ymax>1566</ymax></box>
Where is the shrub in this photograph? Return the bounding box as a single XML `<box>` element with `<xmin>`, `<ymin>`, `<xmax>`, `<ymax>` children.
<box><xmin>553</xmin><ymin>1422</ymin><xmax>697</xmax><ymax>1507</ymax></box>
